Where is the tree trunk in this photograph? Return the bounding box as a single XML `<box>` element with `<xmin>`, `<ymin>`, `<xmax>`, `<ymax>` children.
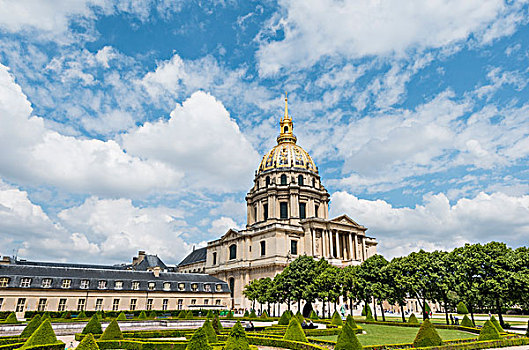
<box><xmin>373</xmin><ymin>298</ymin><xmax>378</xmax><ymax>321</ymax></box>
<box><xmin>253</xmin><ymin>300</ymin><xmax>255</xmax><ymax>311</ymax></box>
<box><xmin>349</xmin><ymin>297</ymin><xmax>353</xmax><ymax>316</ymax></box>
<box><xmin>469</xmin><ymin>302</ymin><xmax>475</xmax><ymax>325</ymax></box>
<box><xmin>443</xmin><ymin>299</ymin><xmax>450</xmax><ymax>325</ymax></box>
<box><xmin>423</xmin><ymin>296</ymin><xmax>428</xmax><ymax>320</ymax></box>
<box><xmin>288</xmin><ymin>298</ymin><xmax>291</xmax><ymax>311</ymax></box>
<box><xmin>379</xmin><ymin>300</ymin><xmax>386</xmax><ymax>321</ymax></box>
<box><xmin>298</xmin><ymin>300</ymin><xmax>301</xmax><ymax>314</ymax></box>
<box><xmin>497</xmin><ymin>298</ymin><xmax>504</xmax><ymax>327</ymax></box>
<box><xmin>400</xmin><ymin>304</ymin><xmax>406</xmax><ymax>323</ymax></box>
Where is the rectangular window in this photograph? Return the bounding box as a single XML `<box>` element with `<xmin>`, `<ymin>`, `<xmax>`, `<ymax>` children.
<box><xmin>130</xmin><ymin>299</ymin><xmax>137</xmax><ymax>311</ymax></box>
<box><xmin>291</xmin><ymin>240</ymin><xmax>298</xmax><ymax>255</ymax></box>
<box><xmin>191</xmin><ymin>299</ymin><xmax>196</xmax><ymax>305</ymax></box>
<box><xmin>41</xmin><ymin>278</ymin><xmax>52</xmax><ymax>288</ymax></box>
<box><xmin>0</xmin><ymin>277</ymin><xmax>9</xmax><ymax>287</ymax></box>
<box><xmin>204</xmin><ymin>299</ymin><xmax>209</xmax><ymax>305</ymax></box>
<box><xmin>148</xmin><ymin>282</ymin><xmax>156</xmax><ymax>291</ymax></box>
<box><xmin>58</xmin><ymin>299</ymin><xmax>67</xmax><ymax>312</ymax></box>
<box><xmin>16</xmin><ymin>298</ymin><xmax>26</xmax><ymax>312</ymax></box>
<box><xmin>0</xmin><ymin>298</ymin><xmax>3</xmax><ymax>310</ymax></box>
<box><xmin>315</xmin><ymin>204</ymin><xmax>319</xmax><ymax>218</ymax></box>
<box><xmin>62</xmin><ymin>279</ymin><xmax>71</xmax><ymax>289</ymax></box>
<box><xmin>20</xmin><ymin>278</ymin><xmax>31</xmax><ymax>288</ymax></box>
<box><xmin>77</xmin><ymin>298</ymin><xmax>86</xmax><ymax>311</ymax></box>
<box><xmin>212</xmin><ymin>252</ymin><xmax>217</xmax><ymax>265</ymax></box>
<box><xmin>177</xmin><ymin>299</ymin><xmax>183</xmax><ymax>310</ymax></box>
<box><xmin>114</xmin><ymin>281</ymin><xmax>123</xmax><ymax>290</ymax></box>
<box><xmin>263</xmin><ymin>203</ymin><xmax>268</xmax><ymax>220</ymax></box>
<box><xmin>215</xmin><ymin>299</ymin><xmax>221</xmax><ymax>306</ymax></box>
<box><xmin>80</xmin><ymin>280</ymin><xmax>89</xmax><ymax>289</ymax></box>
<box><xmin>98</xmin><ymin>280</ymin><xmax>107</xmax><ymax>289</ymax></box>
<box><xmin>253</xmin><ymin>206</ymin><xmax>257</xmax><ymax>221</ymax></box>
<box><xmin>280</xmin><ymin>202</ymin><xmax>288</xmax><ymax>219</ymax></box>
<box><xmin>37</xmin><ymin>298</ymin><xmax>47</xmax><ymax>312</ymax></box>
<box><xmin>260</xmin><ymin>241</ymin><xmax>266</xmax><ymax>256</ymax></box>
<box><xmin>95</xmin><ymin>299</ymin><xmax>103</xmax><ymax>311</ymax></box>
<box><xmin>299</xmin><ymin>202</ymin><xmax>306</xmax><ymax>219</ymax></box>
<box><xmin>112</xmin><ymin>299</ymin><xmax>119</xmax><ymax>311</ymax></box>
<box><xmin>146</xmin><ymin>299</ymin><xmax>153</xmax><ymax>311</ymax></box>
<box><xmin>162</xmin><ymin>299</ymin><xmax>168</xmax><ymax>311</ymax></box>
<box><xmin>132</xmin><ymin>281</ymin><xmax>140</xmax><ymax>290</ymax></box>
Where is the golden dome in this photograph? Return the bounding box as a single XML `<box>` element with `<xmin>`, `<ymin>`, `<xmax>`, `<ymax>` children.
<box><xmin>258</xmin><ymin>93</ymin><xmax>318</xmax><ymax>174</ymax></box>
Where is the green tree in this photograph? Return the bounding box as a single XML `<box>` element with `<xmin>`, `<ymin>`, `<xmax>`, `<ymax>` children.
<box><xmin>242</xmin><ymin>279</ymin><xmax>260</xmax><ymax>311</ymax></box>
<box><xmin>335</xmin><ymin>323</ymin><xmax>362</xmax><ymax>350</ymax></box>
<box><xmin>100</xmin><ymin>319</ymin><xmax>123</xmax><ymax>340</ymax></box>
<box><xmin>186</xmin><ymin>327</ymin><xmax>212</xmax><ymax>350</ymax></box>
<box><xmin>384</xmin><ymin>258</ymin><xmax>411</xmax><ymax>323</ymax></box>
<box><xmin>224</xmin><ymin>321</ymin><xmax>250</xmax><ymax>350</ymax></box>
<box><xmin>278</xmin><ymin>255</ymin><xmax>320</xmax><ymax>312</ymax></box>
<box><xmin>312</xmin><ymin>265</ymin><xmax>341</xmax><ymax>318</ymax></box>
<box><xmin>76</xmin><ymin>333</ymin><xmax>99</xmax><ymax>350</ymax></box>
<box><xmin>413</xmin><ymin>319</ymin><xmax>442</xmax><ymax>347</ymax></box>
<box><xmin>82</xmin><ymin>314</ymin><xmax>103</xmax><ymax>334</ymax></box>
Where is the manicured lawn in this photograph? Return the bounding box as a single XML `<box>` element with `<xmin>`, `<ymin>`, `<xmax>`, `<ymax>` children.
<box><xmin>313</xmin><ymin>324</ymin><xmax>476</xmax><ymax>346</ymax></box>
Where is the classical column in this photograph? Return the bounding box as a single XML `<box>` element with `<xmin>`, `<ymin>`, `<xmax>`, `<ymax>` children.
<box><xmin>348</xmin><ymin>233</ymin><xmax>354</xmax><ymax>261</ymax></box>
<box><xmin>361</xmin><ymin>237</ymin><xmax>366</xmax><ymax>261</ymax></box>
<box><xmin>334</xmin><ymin>230</ymin><xmax>339</xmax><ymax>258</ymax></box>
<box><xmin>354</xmin><ymin>234</ymin><xmax>358</xmax><ymax>260</ymax></box>
<box><xmin>311</xmin><ymin>228</ymin><xmax>315</xmax><ymax>256</ymax></box>
<box><xmin>322</xmin><ymin>230</ymin><xmax>327</xmax><ymax>258</ymax></box>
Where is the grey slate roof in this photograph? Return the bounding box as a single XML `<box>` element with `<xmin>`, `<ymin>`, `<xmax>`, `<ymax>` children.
<box><xmin>178</xmin><ymin>247</ymin><xmax>207</xmax><ymax>267</ymax></box>
<box><xmin>0</xmin><ymin>264</ymin><xmax>229</xmax><ymax>293</ymax></box>
<box><xmin>133</xmin><ymin>255</ymin><xmax>168</xmax><ymax>271</ymax></box>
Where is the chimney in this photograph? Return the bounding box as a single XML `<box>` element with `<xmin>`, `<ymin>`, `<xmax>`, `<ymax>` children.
<box><xmin>0</xmin><ymin>256</ymin><xmax>11</xmax><ymax>265</ymax></box>
<box><xmin>153</xmin><ymin>266</ymin><xmax>161</xmax><ymax>278</ymax></box>
<box><xmin>133</xmin><ymin>251</ymin><xmax>146</xmax><ymax>266</ymax></box>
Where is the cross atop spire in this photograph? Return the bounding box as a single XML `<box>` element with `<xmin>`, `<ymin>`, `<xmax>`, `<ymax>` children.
<box><xmin>284</xmin><ymin>91</ymin><xmax>289</xmax><ymax>120</ymax></box>
<box><xmin>277</xmin><ymin>92</ymin><xmax>296</xmax><ymax>144</ymax></box>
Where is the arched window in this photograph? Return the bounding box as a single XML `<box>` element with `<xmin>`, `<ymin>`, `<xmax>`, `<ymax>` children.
<box><xmin>280</xmin><ymin>174</ymin><xmax>287</xmax><ymax>185</ymax></box>
<box><xmin>284</xmin><ymin>126</ymin><xmax>288</xmax><ymax>133</ymax></box>
<box><xmin>298</xmin><ymin>175</ymin><xmax>304</xmax><ymax>186</ymax></box>
<box><xmin>212</xmin><ymin>252</ymin><xmax>217</xmax><ymax>265</ymax></box>
<box><xmin>266</xmin><ymin>176</ymin><xmax>270</xmax><ymax>187</ymax></box>
<box><xmin>312</xmin><ymin>178</ymin><xmax>316</xmax><ymax>187</ymax></box>
<box><xmin>229</xmin><ymin>244</ymin><xmax>237</xmax><ymax>260</ymax></box>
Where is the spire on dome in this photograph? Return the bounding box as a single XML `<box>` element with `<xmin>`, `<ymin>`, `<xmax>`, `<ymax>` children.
<box><xmin>277</xmin><ymin>92</ymin><xmax>297</xmax><ymax>144</ymax></box>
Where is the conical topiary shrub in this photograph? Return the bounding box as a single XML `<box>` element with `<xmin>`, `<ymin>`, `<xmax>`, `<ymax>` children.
<box><xmin>335</xmin><ymin>323</ymin><xmax>362</xmax><ymax>350</ymax></box>
<box><xmin>185</xmin><ymin>327</ymin><xmax>212</xmax><ymax>350</ymax></box>
<box><xmin>346</xmin><ymin>315</ymin><xmax>358</xmax><ymax>329</ymax></box>
<box><xmin>201</xmin><ymin>319</ymin><xmax>218</xmax><ymax>343</ymax></box>
<box><xmin>331</xmin><ymin>311</ymin><xmax>343</xmax><ymax>326</ymax></box>
<box><xmin>295</xmin><ymin>311</ymin><xmax>304</xmax><ymax>324</ymax></box>
<box><xmin>456</xmin><ymin>302</ymin><xmax>468</xmax><ymax>314</ymax></box>
<box><xmin>178</xmin><ymin>310</ymin><xmax>186</xmax><ymax>319</ymax></box>
<box><xmin>21</xmin><ymin>320</ymin><xmax>59</xmax><ymax>349</ymax></box>
<box><xmin>82</xmin><ymin>314</ymin><xmax>103</xmax><ymax>334</ymax></box>
<box><xmin>412</xmin><ymin>319</ymin><xmax>442</xmax><ymax>348</ymax></box>
<box><xmin>42</xmin><ymin>312</ymin><xmax>51</xmax><ymax>320</ymax></box>
<box><xmin>206</xmin><ymin>310</ymin><xmax>214</xmax><ymax>319</ymax></box>
<box><xmin>278</xmin><ymin>310</ymin><xmax>291</xmax><ymax>325</ymax></box>
<box><xmin>525</xmin><ymin>320</ymin><xmax>529</xmax><ymax>337</ymax></box>
<box><xmin>225</xmin><ymin>321</ymin><xmax>250</xmax><ymax>350</ymax></box>
<box><xmin>96</xmin><ymin>311</ymin><xmax>103</xmax><ymax>320</ymax></box>
<box><xmin>226</xmin><ymin>310</ymin><xmax>234</xmax><ymax>319</ymax></box>
<box><xmin>366</xmin><ymin>308</ymin><xmax>375</xmax><ymax>321</ymax></box>
<box><xmin>20</xmin><ymin>314</ymin><xmax>42</xmax><ymax>338</ymax></box>
<box><xmin>77</xmin><ymin>310</ymin><xmax>87</xmax><ymax>319</ymax></box>
<box><xmin>138</xmin><ymin>311</ymin><xmax>147</xmax><ymax>320</ymax></box>
<box><xmin>148</xmin><ymin>311</ymin><xmax>157</xmax><ymax>319</ymax></box>
<box><xmin>212</xmin><ymin>315</ymin><xmax>223</xmax><ymax>334</ymax></box>
<box><xmin>3</xmin><ymin>312</ymin><xmax>18</xmax><ymax>324</ymax></box>
<box><xmin>362</xmin><ymin>304</ymin><xmax>372</xmax><ymax>317</ymax></box>
<box><xmin>490</xmin><ymin>315</ymin><xmax>505</xmax><ymax>333</ymax></box>
<box><xmin>185</xmin><ymin>310</ymin><xmax>194</xmax><ymax>319</ymax></box>
<box><xmin>309</xmin><ymin>310</ymin><xmax>318</xmax><ymax>319</ymax></box>
<box><xmin>249</xmin><ymin>310</ymin><xmax>257</xmax><ymax>319</ymax></box>
<box><xmin>260</xmin><ymin>310</ymin><xmax>269</xmax><ymax>319</ymax></box>
<box><xmin>479</xmin><ymin>320</ymin><xmax>501</xmax><ymax>341</ymax></box>
<box><xmin>243</xmin><ymin>310</ymin><xmax>249</xmax><ymax>317</ymax></box>
<box><xmin>283</xmin><ymin>317</ymin><xmax>307</xmax><ymax>342</ymax></box>
<box><xmin>100</xmin><ymin>319</ymin><xmax>123</xmax><ymax>340</ymax></box>
<box><xmin>461</xmin><ymin>315</ymin><xmax>474</xmax><ymax>328</ymax></box>
<box><xmin>76</xmin><ymin>333</ymin><xmax>99</xmax><ymax>350</ymax></box>
<box><xmin>116</xmin><ymin>312</ymin><xmax>126</xmax><ymax>321</ymax></box>
<box><xmin>408</xmin><ymin>313</ymin><xmax>419</xmax><ymax>324</ymax></box>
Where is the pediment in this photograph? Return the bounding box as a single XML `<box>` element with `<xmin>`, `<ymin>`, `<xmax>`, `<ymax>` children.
<box><xmin>219</xmin><ymin>228</ymin><xmax>241</xmax><ymax>241</ymax></box>
<box><xmin>330</xmin><ymin>214</ymin><xmax>364</xmax><ymax>229</ymax></box>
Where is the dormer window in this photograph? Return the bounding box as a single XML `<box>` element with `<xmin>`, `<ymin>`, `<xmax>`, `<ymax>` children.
<box><xmin>178</xmin><ymin>283</ymin><xmax>185</xmax><ymax>291</ymax></box>
<box><xmin>20</xmin><ymin>278</ymin><xmax>32</xmax><ymax>288</ymax></box>
<box><xmin>61</xmin><ymin>279</ymin><xmax>71</xmax><ymax>289</ymax></box>
<box><xmin>80</xmin><ymin>280</ymin><xmax>89</xmax><ymax>289</ymax></box>
<box><xmin>148</xmin><ymin>282</ymin><xmax>156</xmax><ymax>291</ymax></box>
<box><xmin>191</xmin><ymin>283</ymin><xmax>198</xmax><ymax>292</ymax></box>
<box><xmin>215</xmin><ymin>284</ymin><xmax>222</xmax><ymax>292</ymax></box>
<box><xmin>114</xmin><ymin>281</ymin><xmax>123</xmax><ymax>290</ymax></box>
<box><xmin>0</xmin><ymin>277</ymin><xmax>9</xmax><ymax>287</ymax></box>
<box><xmin>204</xmin><ymin>284</ymin><xmax>211</xmax><ymax>292</ymax></box>
<box><xmin>98</xmin><ymin>280</ymin><xmax>107</xmax><ymax>289</ymax></box>
<box><xmin>132</xmin><ymin>281</ymin><xmax>140</xmax><ymax>290</ymax></box>
<box><xmin>41</xmin><ymin>278</ymin><xmax>52</xmax><ymax>288</ymax></box>
<box><xmin>163</xmin><ymin>282</ymin><xmax>171</xmax><ymax>291</ymax></box>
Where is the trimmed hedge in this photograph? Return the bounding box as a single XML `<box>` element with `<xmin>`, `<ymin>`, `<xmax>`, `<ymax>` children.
<box><xmin>456</xmin><ymin>302</ymin><xmax>469</xmax><ymax>314</ymax></box>
<box><xmin>21</xmin><ymin>315</ymin><xmax>42</xmax><ymax>338</ymax></box>
<box><xmin>212</xmin><ymin>316</ymin><xmax>223</xmax><ymax>334</ymax></box>
<box><xmin>97</xmin><ymin>340</ymin><xmax>186</xmax><ymax>350</ymax></box>
<box><xmin>490</xmin><ymin>316</ymin><xmax>504</xmax><ymax>333</ymax></box>
<box><xmin>185</xmin><ymin>311</ymin><xmax>194</xmax><ymax>320</ymax></box>
<box><xmin>246</xmin><ymin>336</ymin><xmax>327</xmax><ymax>350</ymax></box>
<box><xmin>331</xmin><ymin>311</ymin><xmax>343</xmax><ymax>326</ymax></box>
<box><xmin>309</xmin><ymin>310</ymin><xmax>318</xmax><ymax>320</ymax></box>
<box><xmin>76</xmin><ymin>334</ymin><xmax>99</xmax><ymax>350</ymax></box>
<box><xmin>116</xmin><ymin>312</ymin><xmax>127</xmax><ymax>321</ymax></box>
<box><xmin>408</xmin><ymin>313</ymin><xmax>419</xmax><ymax>324</ymax></box>
<box><xmin>283</xmin><ymin>317</ymin><xmax>307</xmax><ymax>343</ymax></box>
<box><xmin>77</xmin><ymin>311</ymin><xmax>87</xmax><ymax>319</ymax></box>
<box><xmin>76</xmin><ymin>329</ymin><xmax>185</xmax><ymax>341</ymax></box>
<box><xmin>82</xmin><ymin>315</ymin><xmax>102</xmax><ymax>335</ymax></box>
<box><xmin>345</xmin><ymin>315</ymin><xmax>358</xmax><ymax>330</ymax></box>
<box><xmin>21</xmin><ymin>320</ymin><xmax>60</xmax><ymax>350</ymax></box>
<box><xmin>526</xmin><ymin>320</ymin><xmax>529</xmax><ymax>337</ymax></box>
<box><xmin>460</xmin><ymin>315</ymin><xmax>474</xmax><ymax>328</ymax></box>
<box><xmin>226</xmin><ymin>311</ymin><xmax>234</xmax><ymax>320</ymax></box>
<box><xmin>100</xmin><ymin>320</ymin><xmax>123</xmax><ymax>340</ymax></box>
<box><xmin>278</xmin><ymin>311</ymin><xmax>291</xmax><ymax>326</ymax></box>
<box><xmin>138</xmin><ymin>311</ymin><xmax>147</xmax><ymax>320</ymax></box>
<box><xmin>260</xmin><ymin>310</ymin><xmax>269</xmax><ymax>319</ymax></box>
<box><xmin>185</xmin><ymin>328</ymin><xmax>211</xmax><ymax>350</ymax></box>
<box><xmin>201</xmin><ymin>319</ymin><xmax>218</xmax><ymax>344</ymax></box>
<box><xmin>478</xmin><ymin>320</ymin><xmax>501</xmax><ymax>341</ymax></box>
<box><xmin>225</xmin><ymin>321</ymin><xmax>250</xmax><ymax>350</ymax></box>
<box><xmin>249</xmin><ymin>310</ymin><xmax>257</xmax><ymax>319</ymax></box>
<box><xmin>413</xmin><ymin>319</ymin><xmax>442</xmax><ymax>348</ymax></box>
<box><xmin>335</xmin><ymin>323</ymin><xmax>362</xmax><ymax>350</ymax></box>
<box><xmin>2</xmin><ymin>313</ymin><xmax>18</xmax><ymax>324</ymax></box>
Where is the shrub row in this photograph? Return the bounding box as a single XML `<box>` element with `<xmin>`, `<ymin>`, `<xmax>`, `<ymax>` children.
<box><xmin>76</xmin><ymin>329</ymin><xmax>186</xmax><ymax>341</ymax></box>
<box><xmin>0</xmin><ymin>343</ymin><xmax>65</xmax><ymax>350</ymax></box>
<box><xmin>24</xmin><ymin>310</ymin><xmax>232</xmax><ymax>319</ymax></box>
<box><xmin>246</xmin><ymin>336</ymin><xmax>327</xmax><ymax>350</ymax></box>
<box><xmin>356</xmin><ymin>319</ymin><xmax>481</xmax><ymax>334</ymax></box>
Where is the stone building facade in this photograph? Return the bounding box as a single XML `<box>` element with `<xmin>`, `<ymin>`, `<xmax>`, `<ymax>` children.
<box><xmin>179</xmin><ymin>96</ymin><xmax>378</xmax><ymax>309</ymax></box>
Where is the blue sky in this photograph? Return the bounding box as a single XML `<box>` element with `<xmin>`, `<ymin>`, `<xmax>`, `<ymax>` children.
<box><xmin>1</xmin><ymin>0</ymin><xmax>529</xmax><ymax>264</ymax></box>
